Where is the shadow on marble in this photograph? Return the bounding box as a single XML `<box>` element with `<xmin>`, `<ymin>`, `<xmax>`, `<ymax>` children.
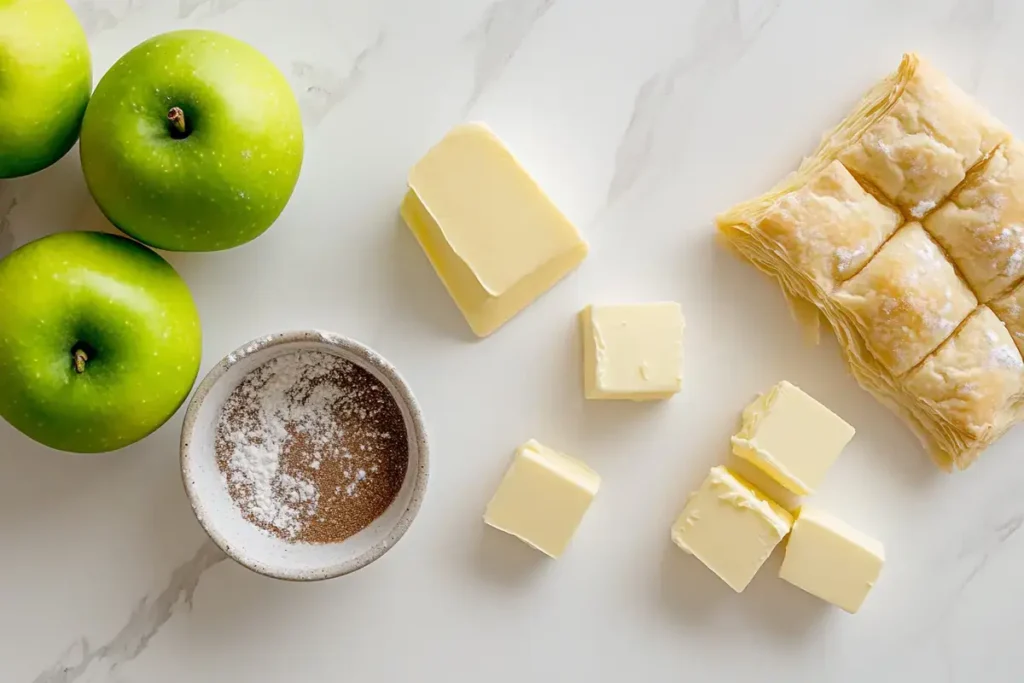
<box><xmin>73</xmin><ymin>184</ymin><xmax>122</xmax><ymax>236</ymax></box>
<box><xmin>657</xmin><ymin>537</ymin><xmax>831</xmax><ymax>637</ymax></box>
<box><xmin>657</xmin><ymin>537</ymin><xmax>732</xmax><ymax>617</ymax></box>
<box><xmin>518</xmin><ymin>309</ymin><xmax>593</xmax><ymax>463</ymax></box>
<box><xmin>738</xmin><ymin>551</ymin><xmax>834</xmax><ymax>640</ymax></box>
<box><xmin>383</xmin><ymin>212</ymin><xmax>478</xmax><ymax>343</ymax></box>
<box><xmin>0</xmin><ymin>419</ymin><xmax>131</xmax><ymax>522</ymax></box>
<box><xmin>464</xmin><ymin>450</ymin><xmax>548</xmax><ymax>586</ymax></box>
<box><xmin>140</xmin><ymin>431</ymin><xmax>225</xmax><ymax>560</ymax></box>
<box><xmin>473</xmin><ymin>522</ymin><xmax>548</xmax><ymax>586</ymax></box>
<box><xmin>654</xmin><ymin>450</ymin><xmax>759</xmax><ymax>620</ymax></box>
<box><xmin>579</xmin><ymin>400</ymin><xmax>676</xmax><ymax>446</ymax></box>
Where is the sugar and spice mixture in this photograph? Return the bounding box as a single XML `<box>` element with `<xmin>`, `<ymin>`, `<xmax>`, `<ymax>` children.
<box><xmin>215</xmin><ymin>349</ymin><xmax>408</xmax><ymax>544</ymax></box>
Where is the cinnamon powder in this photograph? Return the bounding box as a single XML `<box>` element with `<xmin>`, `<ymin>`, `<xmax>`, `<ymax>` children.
<box><xmin>215</xmin><ymin>349</ymin><xmax>409</xmax><ymax>544</ymax></box>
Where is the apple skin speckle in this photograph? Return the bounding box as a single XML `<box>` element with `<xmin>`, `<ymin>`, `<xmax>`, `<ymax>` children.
<box><xmin>0</xmin><ymin>232</ymin><xmax>202</xmax><ymax>453</ymax></box>
<box><xmin>79</xmin><ymin>29</ymin><xmax>304</xmax><ymax>253</ymax></box>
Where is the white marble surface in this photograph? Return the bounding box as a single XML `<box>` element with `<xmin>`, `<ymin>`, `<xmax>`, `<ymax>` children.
<box><xmin>4</xmin><ymin>0</ymin><xmax>1024</xmax><ymax>680</ymax></box>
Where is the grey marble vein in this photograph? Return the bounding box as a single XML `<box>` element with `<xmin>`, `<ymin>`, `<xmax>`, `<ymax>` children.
<box><xmin>608</xmin><ymin>0</ymin><xmax>781</xmax><ymax>204</ymax></box>
<box><xmin>957</xmin><ymin>505</ymin><xmax>1024</xmax><ymax>561</ymax></box>
<box><xmin>292</xmin><ymin>33</ymin><xmax>386</xmax><ymax>127</ymax></box>
<box><xmin>873</xmin><ymin>491</ymin><xmax>1024</xmax><ymax>671</ymax></box>
<box><xmin>0</xmin><ymin>197</ymin><xmax>16</xmax><ymax>259</ymax></box>
<box><xmin>464</xmin><ymin>0</ymin><xmax>556</xmax><ymax>110</ymax></box>
<box><xmin>178</xmin><ymin>0</ymin><xmax>244</xmax><ymax>19</ymax></box>
<box><xmin>70</xmin><ymin>0</ymin><xmax>141</xmax><ymax>37</ymax></box>
<box><xmin>32</xmin><ymin>541</ymin><xmax>226</xmax><ymax>683</ymax></box>
<box><xmin>607</xmin><ymin>69</ymin><xmax>670</xmax><ymax>207</ymax></box>
<box><xmin>955</xmin><ymin>511</ymin><xmax>1024</xmax><ymax>597</ymax></box>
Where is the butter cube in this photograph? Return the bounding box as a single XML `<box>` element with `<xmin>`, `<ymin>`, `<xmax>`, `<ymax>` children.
<box><xmin>779</xmin><ymin>507</ymin><xmax>885</xmax><ymax>613</ymax></box>
<box><xmin>484</xmin><ymin>440</ymin><xmax>600</xmax><ymax>558</ymax></box>
<box><xmin>401</xmin><ymin>123</ymin><xmax>588</xmax><ymax>337</ymax></box>
<box><xmin>671</xmin><ymin>466</ymin><xmax>793</xmax><ymax>592</ymax></box>
<box><xmin>731</xmin><ymin>381</ymin><xmax>854</xmax><ymax>496</ymax></box>
<box><xmin>580</xmin><ymin>303</ymin><xmax>684</xmax><ymax>400</ymax></box>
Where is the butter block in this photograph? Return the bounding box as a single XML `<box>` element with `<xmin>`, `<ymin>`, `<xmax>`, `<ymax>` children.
<box><xmin>731</xmin><ymin>381</ymin><xmax>854</xmax><ymax>496</ymax></box>
<box><xmin>401</xmin><ymin>123</ymin><xmax>588</xmax><ymax>337</ymax></box>
<box><xmin>484</xmin><ymin>439</ymin><xmax>600</xmax><ymax>558</ymax></box>
<box><xmin>671</xmin><ymin>466</ymin><xmax>793</xmax><ymax>592</ymax></box>
<box><xmin>580</xmin><ymin>303</ymin><xmax>685</xmax><ymax>400</ymax></box>
<box><xmin>779</xmin><ymin>507</ymin><xmax>885</xmax><ymax>613</ymax></box>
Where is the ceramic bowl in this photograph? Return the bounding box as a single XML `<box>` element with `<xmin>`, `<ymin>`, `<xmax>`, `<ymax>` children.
<box><xmin>180</xmin><ymin>331</ymin><xmax>429</xmax><ymax>581</ymax></box>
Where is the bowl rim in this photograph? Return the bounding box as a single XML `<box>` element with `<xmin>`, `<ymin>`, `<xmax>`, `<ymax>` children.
<box><xmin>179</xmin><ymin>329</ymin><xmax>429</xmax><ymax>581</ymax></box>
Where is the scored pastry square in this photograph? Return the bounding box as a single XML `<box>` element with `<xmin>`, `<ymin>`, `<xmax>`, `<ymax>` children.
<box><xmin>833</xmin><ymin>222</ymin><xmax>977</xmax><ymax>376</ymax></box>
<box><xmin>924</xmin><ymin>140</ymin><xmax>1024</xmax><ymax>302</ymax></box>
<box><xmin>903</xmin><ymin>307</ymin><xmax>1024</xmax><ymax>462</ymax></box>
<box><xmin>991</xmin><ymin>282</ymin><xmax>1024</xmax><ymax>354</ymax></box>
<box><xmin>718</xmin><ymin>52</ymin><xmax>1024</xmax><ymax>470</ymax></box>
<box><xmin>838</xmin><ymin>58</ymin><xmax>1008</xmax><ymax>218</ymax></box>
<box><xmin>757</xmin><ymin>160</ymin><xmax>902</xmax><ymax>289</ymax></box>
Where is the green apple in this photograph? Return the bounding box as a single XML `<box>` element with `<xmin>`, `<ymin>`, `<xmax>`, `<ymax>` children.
<box><xmin>0</xmin><ymin>0</ymin><xmax>92</xmax><ymax>178</ymax></box>
<box><xmin>0</xmin><ymin>231</ymin><xmax>202</xmax><ymax>453</ymax></box>
<box><xmin>80</xmin><ymin>30</ymin><xmax>303</xmax><ymax>252</ymax></box>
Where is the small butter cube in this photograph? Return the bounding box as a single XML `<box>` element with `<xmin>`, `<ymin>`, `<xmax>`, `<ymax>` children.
<box><xmin>484</xmin><ymin>440</ymin><xmax>600</xmax><ymax>558</ymax></box>
<box><xmin>401</xmin><ymin>123</ymin><xmax>588</xmax><ymax>337</ymax></box>
<box><xmin>731</xmin><ymin>381</ymin><xmax>854</xmax><ymax>496</ymax></box>
<box><xmin>580</xmin><ymin>302</ymin><xmax>684</xmax><ymax>400</ymax></box>
<box><xmin>779</xmin><ymin>507</ymin><xmax>885</xmax><ymax>613</ymax></box>
<box><xmin>671</xmin><ymin>466</ymin><xmax>793</xmax><ymax>592</ymax></box>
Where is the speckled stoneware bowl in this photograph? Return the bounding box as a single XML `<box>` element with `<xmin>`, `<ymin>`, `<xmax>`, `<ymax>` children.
<box><xmin>180</xmin><ymin>331</ymin><xmax>429</xmax><ymax>581</ymax></box>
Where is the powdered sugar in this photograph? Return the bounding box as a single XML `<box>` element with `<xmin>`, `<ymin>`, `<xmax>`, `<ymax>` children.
<box><xmin>985</xmin><ymin>329</ymin><xmax>1024</xmax><ymax>369</ymax></box>
<box><xmin>910</xmin><ymin>200</ymin><xmax>936</xmax><ymax>218</ymax></box>
<box><xmin>217</xmin><ymin>350</ymin><xmax>349</xmax><ymax>537</ymax></box>
<box><xmin>990</xmin><ymin>343</ymin><xmax>1022</xmax><ymax>369</ymax></box>
<box><xmin>835</xmin><ymin>244</ymin><xmax>868</xmax><ymax>275</ymax></box>
<box><xmin>993</xmin><ymin>224</ymin><xmax>1024</xmax><ymax>279</ymax></box>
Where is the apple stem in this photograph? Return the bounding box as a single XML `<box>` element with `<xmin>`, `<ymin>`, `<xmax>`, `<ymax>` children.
<box><xmin>74</xmin><ymin>348</ymin><xmax>88</xmax><ymax>374</ymax></box>
<box><xmin>168</xmin><ymin>107</ymin><xmax>187</xmax><ymax>136</ymax></box>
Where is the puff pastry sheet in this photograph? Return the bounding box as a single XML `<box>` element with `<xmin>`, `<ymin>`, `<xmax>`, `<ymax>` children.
<box><xmin>718</xmin><ymin>53</ymin><xmax>1024</xmax><ymax>470</ymax></box>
